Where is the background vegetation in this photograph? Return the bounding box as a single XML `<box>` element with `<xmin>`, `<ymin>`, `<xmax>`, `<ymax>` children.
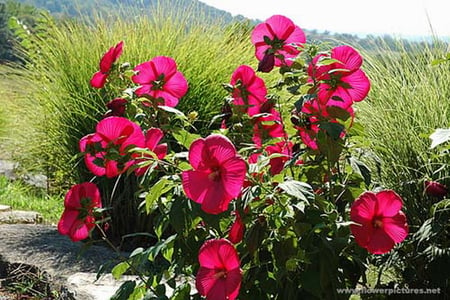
<box><xmin>0</xmin><ymin>0</ymin><xmax>449</xmax><ymax>296</ymax></box>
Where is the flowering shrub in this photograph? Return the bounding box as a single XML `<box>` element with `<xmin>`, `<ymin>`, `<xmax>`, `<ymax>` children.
<box><xmin>59</xmin><ymin>15</ymin><xmax>411</xmax><ymax>299</ymax></box>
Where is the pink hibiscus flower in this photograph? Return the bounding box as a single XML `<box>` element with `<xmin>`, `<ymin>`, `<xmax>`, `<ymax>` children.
<box><xmin>105</xmin><ymin>98</ymin><xmax>127</xmax><ymax>117</ymax></box>
<box><xmin>182</xmin><ymin>135</ymin><xmax>247</xmax><ymax>214</ymax></box>
<box><xmin>230</xmin><ymin>65</ymin><xmax>267</xmax><ymax>116</ymax></box>
<box><xmin>134</xmin><ymin>128</ymin><xmax>168</xmax><ymax>176</ymax></box>
<box><xmin>79</xmin><ymin>117</ymin><xmax>145</xmax><ymax>178</ymax></box>
<box><xmin>251</xmin><ymin>15</ymin><xmax>306</xmax><ymax>70</ymax></box>
<box><xmin>295</xmin><ymin>98</ymin><xmax>354</xmax><ymax>150</ymax></box>
<box><xmin>58</xmin><ymin>182</ymin><xmax>102</xmax><ymax>242</ymax></box>
<box><xmin>132</xmin><ymin>56</ymin><xmax>188</xmax><ymax>107</ymax></box>
<box><xmin>350</xmin><ymin>190</ymin><xmax>409</xmax><ymax>254</ymax></box>
<box><xmin>196</xmin><ymin>239</ymin><xmax>242</xmax><ymax>300</ymax></box>
<box><xmin>228</xmin><ymin>211</ymin><xmax>245</xmax><ymax>244</ymax></box>
<box><xmin>252</xmin><ymin>106</ymin><xmax>286</xmax><ymax>147</ymax></box>
<box><xmin>90</xmin><ymin>41</ymin><xmax>123</xmax><ymax>89</ymax></box>
<box><xmin>308</xmin><ymin>45</ymin><xmax>370</xmax><ymax>108</ymax></box>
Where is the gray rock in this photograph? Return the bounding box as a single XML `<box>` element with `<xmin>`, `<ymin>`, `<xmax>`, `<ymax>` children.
<box><xmin>0</xmin><ymin>160</ymin><xmax>18</xmax><ymax>180</ymax></box>
<box><xmin>0</xmin><ymin>210</ymin><xmax>42</xmax><ymax>224</ymax></box>
<box><xmin>0</xmin><ymin>224</ymin><xmax>124</xmax><ymax>299</ymax></box>
<box><xmin>66</xmin><ymin>272</ymin><xmax>139</xmax><ymax>300</ymax></box>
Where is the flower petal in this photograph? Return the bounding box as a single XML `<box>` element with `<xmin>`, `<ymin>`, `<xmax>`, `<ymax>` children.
<box><xmin>220</xmin><ymin>157</ymin><xmax>246</xmax><ymax>198</ymax></box>
<box><xmin>145</xmin><ymin>128</ymin><xmax>164</xmax><ymax>149</ymax></box>
<box><xmin>351</xmin><ymin>192</ymin><xmax>377</xmax><ymax>223</ymax></box>
<box><xmin>164</xmin><ymin>71</ymin><xmax>189</xmax><ymax>99</ymax></box>
<box><xmin>350</xmin><ymin>220</ymin><xmax>373</xmax><ymax>249</ymax></box>
<box><xmin>151</xmin><ymin>56</ymin><xmax>177</xmax><ymax>79</ymax></box>
<box><xmin>132</xmin><ymin>61</ymin><xmax>157</xmax><ymax>85</ymax></box>
<box><xmin>366</xmin><ymin>228</ymin><xmax>395</xmax><ymax>254</ymax></box>
<box><xmin>58</xmin><ymin>209</ymin><xmax>78</xmax><ymax>236</ymax></box>
<box><xmin>90</xmin><ymin>72</ymin><xmax>108</xmax><ymax>89</ymax></box>
<box><xmin>341</xmin><ymin>69</ymin><xmax>371</xmax><ymax>102</ymax></box>
<box><xmin>332</xmin><ymin>45</ymin><xmax>362</xmax><ymax>71</ymax></box>
<box><xmin>382</xmin><ymin>211</ymin><xmax>408</xmax><ymax>243</ymax></box>
<box><xmin>375</xmin><ymin>190</ymin><xmax>403</xmax><ymax>217</ymax></box>
<box><xmin>204</xmin><ymin>135</ymin><xmax>238</xmax><ymax>165</ymax></box>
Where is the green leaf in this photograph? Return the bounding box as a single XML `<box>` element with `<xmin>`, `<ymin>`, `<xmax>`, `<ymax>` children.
<box><xmin>158</xmin><ymin>105</ymin><xmax>186</xmax><ymax>118</ymax></box>
<box><xmin>349</xmin><ymin>157</ymin><xmax>371</xmax><ymax>186</ymax></box>
<box><xmin>145</xmin><ymin>177</ymin><xmax>174</xmax><ymax>214</ymax></box>
<box><xmin>172</xmin><ymin>129</ymin><xmax>201</xmax><ymax>149</ymax></box>
<box><xmin>430</xmin><ymin>128</ymin><xmax>450</xmax><ymax>149</ymax></box>
<box><xmin>278</xmin><ymin>180</ymin><xmax>315</xmax><ymax>202</ymax></box>
<box><xmin>319</xmin><ymin>121</ymin><xmax>345</xmax><ymax>140</ymax></box>
<box><xmin>110</xmin><ymin>280</ymin><xmax>136</xmax><ymax>300</ymax></box>
<box><xmin>148</xmin><ymin>234</ymin><xmax>177</xmax><ymax>262</ymax></box>
<box><xmin>111</xmin><ymin>262</ymin><xmax>130</xmax><ymax>280</ymax></box>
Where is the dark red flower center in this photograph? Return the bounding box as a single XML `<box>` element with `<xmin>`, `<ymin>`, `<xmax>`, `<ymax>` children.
<box><xmin>151</xmin><ymin>74</ymin><xmax>166</xmax><ymax>90</ymax></box>
<box><xmin>372</xmin><ymin>216</ymin><xmax>383</xmax><ymax>229</ymax></box>
<box><xmin>208</xmin><ymin>167</ymin><xmax>221</xmax><ymax>182</ymax></box>
<box><xmin>214</xmin><ymin>269</ymin><xmax>227</xmax><ymax>279</ymax></box>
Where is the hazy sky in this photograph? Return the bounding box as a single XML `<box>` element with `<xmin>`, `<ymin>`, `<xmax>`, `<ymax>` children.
<box><xmin>199</xmin><ymin>0</ymin><xmax>450</xmax><ymax>38</ymax></box>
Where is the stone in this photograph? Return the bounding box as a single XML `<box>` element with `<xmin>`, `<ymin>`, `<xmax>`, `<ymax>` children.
<box><xmin>0</xmin><ymin>205</ymin><xmax>11</xmax><ymax>212</ymax></box>
<box><xmin>0</xmin><ymin>224</ymin><xmax>124</xmax><ymax>299</ymax></box>
<box><xmin>0</xmin><ymin>210</ymin><xmax>42</xmax><ymax>224</ymax></box>
<box><xmin>66</xmin><ymin>272</ymin><xmax>139</xmax><ymax>300</ymax></box>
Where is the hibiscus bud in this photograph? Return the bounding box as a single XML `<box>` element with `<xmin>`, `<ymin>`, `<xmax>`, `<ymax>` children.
<box><xmin>424</xmin><ymin>180</ymin><xmax>448</xmax><ymax>198</ymax></box>
<box><xmin>257</xmin><ymin>53</ymin><xmax>275</xmax><ymax>73</ymax></box>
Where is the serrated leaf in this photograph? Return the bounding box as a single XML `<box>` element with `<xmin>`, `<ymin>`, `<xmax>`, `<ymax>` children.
<box><xmin>430</xmin><ymin>128</ymin><xmax>450</xmax><ymax>149</ymax></box>
<box><xmin>111</xmin><ymin>261</ymin><xmax>130</xmax><ymax>280</ymax></box>
<box><xmin>172</xmin><ymin>129</ymin><xmax>201</xmax><ymax>149</ymax></box>
<box><xmin>145</xmin><ymin>177</ymin><xmax>174</xmax><ymax>214</ymax></box>
<box><xmin>278</xmin><ymin>180</ymin><xmax>314</xmax><ymax>202</ymax></box>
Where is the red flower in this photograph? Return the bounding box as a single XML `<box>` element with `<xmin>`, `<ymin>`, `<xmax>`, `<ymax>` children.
<box><xmin>105</xmin><ymin>98</ymin><xmax>127</xmax><ymax>117</ymax></box>
<box><xmin>265</xmin><ymin>140</ymin><xmax>294</xmax><ymax>175</ymax></box>
<box><xmin>58</xmin><ymin>182</ymin><xmax>102</xmax><ymax>242</ymax></box>
<box><xmin>251</xmin><ymin>15</ymin><xmax>306</xmax><ymax>68</ymax></box>
<box><xmin>182</xmin><ymin>135</ymin><xmax>247</xmax><ymax>214</ymax></box>
<box><xmin>132</xmin><ymin>56</ymin><xmax>188</xmax><ymax>107</ymax></box>
<box><xmin>350</xmin><ymin>190</ymin><xmax>409</xmax><ymax>254</ymax></box>
<box><xmin>230</xmin><ymin>65</ymin><xmax>267</xmax><ymax>116</ymax></box>
<box><xmin>196</xmin><ymin>239</ymin><xmax>242</xmax><ymax>300</ymax></box>
<box><xmin>134</xmin><ymin>128</ymin><xmax>168</xmax><ymax>176</ymax></box>
<box><xmin>79</xmin><ymin>117</ymin><xmax>145</xmax><ymax>178</ymax></box>
<box><xmin>295</xmin><ymin>98</ymin><xmax>353</xmax><ymax>150</ymax></box>
<box><xmin>228</xmin><ymin>211</ymin><xmax>245</xmax><ymax>244</ymax></box>
<box><xmin>90</xmin><ymin>41</ymin><xmax>123</xmax><ymax>89</ymax></box>
<box><xmin>309</xmin><ymin>45</ymin><xmax>370</xmax><ymax>108</ymax></box>
<box><xmin>424</xmin><ymin>180</ymin><xmax>448</xmax><ymax>198</ymax></box>
<box><xmin>251</xmin><ymin>101</ymin><xmax>286</xmax><ymax>147</ymax></box>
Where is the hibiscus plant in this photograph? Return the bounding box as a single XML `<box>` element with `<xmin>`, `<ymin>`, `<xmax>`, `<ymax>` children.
<box><xmin>58</xmin><ymin>15</ymin><xmax>409</xmax><ymax>299</ymax></box>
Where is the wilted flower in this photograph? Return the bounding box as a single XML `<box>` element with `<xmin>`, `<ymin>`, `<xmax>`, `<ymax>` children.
<box><xmin>90</xmin><ymin>41</ymin><xmax>123</xmax><ymax>89</ymax></box>
<box><xmin>424</xmin><ymin>180</ymin><xmax>448</xmax><ymax>198</ymax></box>
<box><xmin>58</xmin><ymin>182</ymin><xmax>102</xmax><ymax>242</ymax></box>
<box><xmin>182</xmin><ymin>134</ymin><xmax>247</xmax><ymax>214</ymax></box>
<box><xmin>105</xmin><ymin>98</ymin><xmax>127</xmax><ymax>117</ymax></box>
<box><xmin>196</xmin><ymin>239</ymin><xmax>242</xmax><ymax>300</ymax></box>
<box><xmin>228</xmin><ymin>211</ymin><xmax>245</xmax><ymax>244</ymax></box>
<box><xmin>132</xmin><ymin>56</ymin><xmax>188</xmax><ymax>107</ymax></box>
<box><xmin>350</xmin><ymin>190</ymin><xmax>409</xmax><ymax>254</ymax></box>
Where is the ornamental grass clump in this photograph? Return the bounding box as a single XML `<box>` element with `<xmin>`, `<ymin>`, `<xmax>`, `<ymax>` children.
<box><xmin>54</xmin><ymin>14</ymin><xmax>420</xmax><ymax>299</ymax></box>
